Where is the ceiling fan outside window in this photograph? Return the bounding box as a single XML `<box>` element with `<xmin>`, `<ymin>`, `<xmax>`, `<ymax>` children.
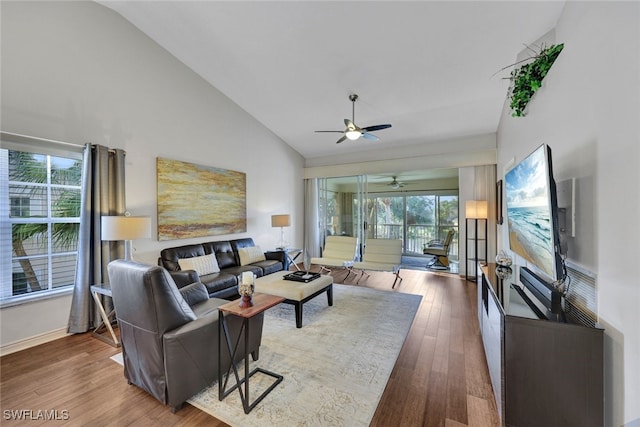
<box><xmin>315</xmin><ymin>94</ymin><xmax>392</xmax><ymax>144</ymax></box>
<box><xmin>387</xmin><ymin>176</ymin><xmax>405</xmax><ymax>189</ymax></box>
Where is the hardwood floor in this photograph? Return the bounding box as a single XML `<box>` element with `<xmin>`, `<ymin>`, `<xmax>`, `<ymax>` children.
<box><xmin>0</xmin><ymin>268</ymin><xmax>499</xmax><ymax>426</ymax></box>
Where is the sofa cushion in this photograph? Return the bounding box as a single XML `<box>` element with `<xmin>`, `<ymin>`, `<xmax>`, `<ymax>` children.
<box><xmin>221</xmin><ymin>265</ymin><xmax>264</xmax><ymax>278</ymax></box>
<box><xmin>198</xmin><ymin>271</ymin><xmax>238</xmax><ymax>295</ymax></box>
<box><xmin>178</xmin><ymin>253</ymin><xmax>220</xmax><ymax>275</ymax></box>
<box><xmin>251</xmin><ymin>259</ymin><xmax>284</xmax><ymax>275</ymax></box>
<box><xmin>238</xmin><ymin>246</ymin><xmax>266</xmax><ymax>266</ymax></box>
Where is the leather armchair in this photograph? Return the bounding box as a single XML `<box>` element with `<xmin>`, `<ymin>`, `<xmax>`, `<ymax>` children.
<box><xmin>107</xmin><ymin>260</ymin><xmax>264</xmax><ymax>412</ymax></box>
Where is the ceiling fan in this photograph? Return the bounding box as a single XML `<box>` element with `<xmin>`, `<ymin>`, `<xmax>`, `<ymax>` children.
<box><xmin>387</xmin><ymin>176</ymin><xmax>405</xmax><ymax>189</ymax></box>
<box><xmin>315</xmin><ymin>94</ymin><xmax>392</xmax><ymax>144</ymax></box>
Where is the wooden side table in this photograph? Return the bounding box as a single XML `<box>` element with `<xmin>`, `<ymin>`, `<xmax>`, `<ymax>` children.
<box><xmin>90</xmin><ymin>283</ymin><xmax>120</xmax><ymax>347</ymax></box>
<box><xmin>218</xmin><ymin>293</ymin><xmax>284</xmax><ymax>414</ymax></box>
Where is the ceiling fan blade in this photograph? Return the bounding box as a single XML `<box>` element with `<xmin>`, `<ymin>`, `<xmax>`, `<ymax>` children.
<box><xmin>318</xmin><ymin>95</ymin><xmax>391</xmax><ymax>144</ymax></box>
<box><xmin>361</xmin><ymin>132</ymin><xmax>380</xmax><ymax>141</ymax></box>
<box><xmin>362</xmin><ymin>124</ymin><xmax>392</xmax><ymax>132</ymax></box>
<box><xmin>344</xmin><ymin>118</ymin><xmax>357</xmax><ymax>130</ymax></box>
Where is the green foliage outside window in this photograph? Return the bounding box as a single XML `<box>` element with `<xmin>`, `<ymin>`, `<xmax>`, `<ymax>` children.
<box><xmin>8</xmin><ymin>150</ymin><xmax>81</xmax><ymax>295</ymax></box>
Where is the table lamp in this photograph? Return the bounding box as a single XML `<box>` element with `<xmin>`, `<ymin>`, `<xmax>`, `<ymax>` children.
<box><xmin>101</xmin><ymin>215</ymin><xmax>152</xmax><ymax>260</ymax></box>
<box><xmin>271</xmin><ymin>214</ymin><xmax>290</xmax><ymax>250</ymax></box>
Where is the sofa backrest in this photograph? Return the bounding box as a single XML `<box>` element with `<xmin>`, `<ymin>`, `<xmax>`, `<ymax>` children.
<box><xmin>160</xmin><ymin>244</ymin><xmax>206</xmax><ymax>271</ymax></box>
<box><xmin>231</xmin><ymin>238</ymin><xmax>256</xmax><ymax>251</ymax></box>
<box><xmin>362</xmin><ymin>238</ymin><xmax>403</xmax><ymax>265</ymax></box>
<box><xmin>322</xmin><ymin>235</ymin><xmax>359</xmax><ymax>261</ymax></box>
<box><xmin>109</xmin><ymin>260</ymin><xmax>196</xmax><ymax>335</ymax></box>
<box><xmin>207</xmin><ymin>241</ymin><xmax>237</xmax><ymax>269</ymax></box>
<box><xmin>160</xmin><ymin>238</ymin><xmax>260</xmax><ymax>271</ymax></box>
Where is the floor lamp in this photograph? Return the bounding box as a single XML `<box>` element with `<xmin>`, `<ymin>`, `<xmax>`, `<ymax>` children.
<box><xmin>465</xmin><ymin>200</ymin><xmax>488</xmax><ymax>281</ymax></box>
<box><xmin>271</xmin><ymin>214</ymin><xmax>291</xmax><ymax>250</ymax></box>
<box><xmin>101</xmin><ymin>215</ymin><xmax>152</xmax><ymax>261</ymax></box>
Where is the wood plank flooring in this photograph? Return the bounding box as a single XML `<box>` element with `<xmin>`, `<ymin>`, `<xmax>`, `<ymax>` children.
<box><xmin>0</xmin><ymin>267</ymin><xmax>499</xmax><ymax>426</ymax></box>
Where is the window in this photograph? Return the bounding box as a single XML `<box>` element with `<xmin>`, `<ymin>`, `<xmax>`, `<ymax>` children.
<box><xmin>10</xmin><ymin>197</ymin><xmax>30</xmax><ymax>217</ymax></box>
<box><xmin>1</xmin><ymin>147</ymin><xmax>82</xmax><ymax>302</ymax></box>
<box><xmin>367</xmin><ymin>192</ymin><xmax>459</xmax><ymax>257</ymax></box>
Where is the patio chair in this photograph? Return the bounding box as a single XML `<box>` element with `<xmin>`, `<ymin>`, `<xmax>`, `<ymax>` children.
<box><xmin>424</xmin><ymin>229</ymin><xmax>455</xmax><ymax>270</ymax></box>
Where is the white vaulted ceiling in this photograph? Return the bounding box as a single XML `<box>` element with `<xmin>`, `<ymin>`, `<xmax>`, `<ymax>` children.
<box><xmin>98</xmin><ymin>1</ymin><xmax>565</xmax><ymax>161</ymax></box>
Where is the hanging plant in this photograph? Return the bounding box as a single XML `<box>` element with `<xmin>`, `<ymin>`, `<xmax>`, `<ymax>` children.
<box><xmin>502</xmin><ymin>43</ymin><xmax>564</xmax><ymax>117</ymax></box>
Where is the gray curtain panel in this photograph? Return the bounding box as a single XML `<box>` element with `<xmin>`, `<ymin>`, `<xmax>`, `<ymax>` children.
<box><xmin>68</xmin><ymin>144</ymin><xmax>126</xmax><ymax>334</ymax></box>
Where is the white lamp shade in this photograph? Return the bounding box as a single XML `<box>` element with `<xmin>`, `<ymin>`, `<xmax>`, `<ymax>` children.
<box><xmin>465</xmin><ymin>200</ymin><xmax>488</xmax><ymax>219</ymax></box>
<box><xmin>101</xmin><ymin>216</ymin><xmax>152</xmax><ymax>241</ymax></box>
<box><xmin>271</xmin><ymin>214</ymin><xmax>291</xmax><ymax>228</ymax></box>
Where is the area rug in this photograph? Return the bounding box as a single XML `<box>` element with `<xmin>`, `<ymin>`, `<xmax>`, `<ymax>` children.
<box><xmin>113</xmin><ymin>284</ymin><xmax>421</xmax><ymax>426</ymax></box>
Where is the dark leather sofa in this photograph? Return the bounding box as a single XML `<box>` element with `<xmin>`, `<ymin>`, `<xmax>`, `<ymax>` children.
<box><xmin>159</xmin><ymin>237</ymin><xmax>285</xmax><ymax>299</ymax></box>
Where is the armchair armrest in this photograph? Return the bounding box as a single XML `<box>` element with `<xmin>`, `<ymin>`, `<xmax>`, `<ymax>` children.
<box><xmin>169</xmin><ymin>269</ymin><xmax>200</xmax><ymax>288</ymax></box>
<box><xmin>179</xmin><ymin>282</ymin><xmax>209</xmax><ymax>307</ymax></box>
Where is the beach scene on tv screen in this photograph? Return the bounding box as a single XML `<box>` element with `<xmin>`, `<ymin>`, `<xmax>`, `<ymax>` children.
<box><xmin>505</xmin><ymin>146</ymin><xmax>555</xmax><ymax>278</ymax></box>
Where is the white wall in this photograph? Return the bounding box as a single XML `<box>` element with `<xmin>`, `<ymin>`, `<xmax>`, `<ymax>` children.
<box><xmin>0</xmin><ymin>1</ymin><xmax>304</xmax><ymax>349</ymax></box>
<box><xmin>496</xmin><ymin>2</ymin><xmax>639</xmax><ymax>425</ymax></box>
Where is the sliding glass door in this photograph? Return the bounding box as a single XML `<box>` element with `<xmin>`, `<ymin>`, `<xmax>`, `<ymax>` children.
<box><xmin>317</xmin><ymin>176</ymin><xmax>458</xmax><ymax>261</ymax></box>
<box><xmin>318</xmin><ymin>175</ymin><xmax>367</xmax><ymax>258</ymax></box>
<box><xmin>367</xmin><ymin>191</ymin><xmax>459</xmax><ymax>259</ymax></box>
<box><xmin>366</xmin><ymin>195</ymin><xmax>403</xmax><ymax>241</ymax></box>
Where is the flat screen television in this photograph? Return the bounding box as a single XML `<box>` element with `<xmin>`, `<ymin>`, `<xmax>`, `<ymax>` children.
<box><xmin>505</xmin><ymin>144</ymin><xmax>564</xmax><ymax>282</ymax></box>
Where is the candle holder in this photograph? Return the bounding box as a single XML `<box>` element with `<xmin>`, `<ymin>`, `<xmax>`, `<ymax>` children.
<box><xmin>238</xmin><ymin>272</ymin><xmax>255</xmax><ymax>308</ymax></box>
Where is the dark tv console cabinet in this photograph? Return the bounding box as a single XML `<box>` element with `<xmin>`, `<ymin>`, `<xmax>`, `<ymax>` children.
<box><xmin>477</xmin><ymin>263</ymin><xmax>604</xmax><ymax>427</ymax></box>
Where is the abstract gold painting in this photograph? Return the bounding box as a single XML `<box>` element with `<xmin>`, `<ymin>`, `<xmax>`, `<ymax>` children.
<box><xmin>156</xmin><ymin>158</ymin><xmax>246</xmax><ymax>240</ymax></box>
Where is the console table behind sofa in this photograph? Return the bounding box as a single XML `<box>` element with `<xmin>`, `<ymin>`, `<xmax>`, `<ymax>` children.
<box><xmin>159</xmin><ymin>238</ymin><xmax>285</xmax><ymax>299</ymax></box>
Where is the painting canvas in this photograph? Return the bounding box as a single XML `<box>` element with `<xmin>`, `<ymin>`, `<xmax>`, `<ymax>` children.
<box><xmin>157</xmin><ymin>158</ymin><xmax>246</xmax><ymax>240</ymax></box>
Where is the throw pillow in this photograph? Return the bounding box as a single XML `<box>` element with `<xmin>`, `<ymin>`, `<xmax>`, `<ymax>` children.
<box><xmin>178</xmin><ymin>253</ymin><xmax>220</xmax><ymax>275</ymax></box>
<box><xmin>238</xmin><ymin>246</ymin><xmax>266</xmax><ymax>266</ymax></box>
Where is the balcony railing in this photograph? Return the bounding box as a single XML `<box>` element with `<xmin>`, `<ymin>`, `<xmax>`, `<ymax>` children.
<box><xmin>372</xmin><ymin>223</ymin><xmax>459</xmax><ymax>259</ymax></box>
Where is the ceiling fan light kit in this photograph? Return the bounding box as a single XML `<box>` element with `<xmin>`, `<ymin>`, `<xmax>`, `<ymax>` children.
<box><xmin>315</xmin><ymin>94</ymin><xmax>392</xmax><ymax>144</ymax></box>
<box><xmin>388</xmin><ymin>176</ymin><xmax>405</xmax><ymax>189</ymax></box>
<box><xmin>345</xmin><ymin>130</ymin><xmax>361</xmax><ymax>140</ymax></box>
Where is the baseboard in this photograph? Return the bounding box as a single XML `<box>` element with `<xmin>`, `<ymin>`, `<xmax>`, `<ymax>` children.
<box><xmin>0</xmin><ymin>328</ymin><xmax>71</xmax><ymax>357</ymax></box>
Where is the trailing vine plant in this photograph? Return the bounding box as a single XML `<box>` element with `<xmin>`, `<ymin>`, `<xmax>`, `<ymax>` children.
<box><xmin>502</xmin><ymin>43</ymin><xmax>564</xmax><ymax>117</ymax></box>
